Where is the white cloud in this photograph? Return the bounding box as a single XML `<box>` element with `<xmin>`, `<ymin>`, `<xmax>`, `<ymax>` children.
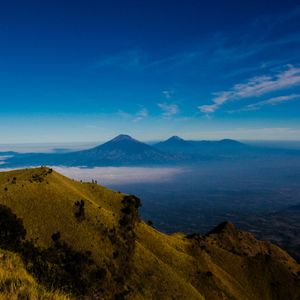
<box><xmin>51</xmin><ymin>166</ymin><xmax>185</xmax><ymax>185</ymax></box>
<box><xmin>117</xmin><ymin>110</ymin><xmax>132</xmax><ymax>118</ymax></box>
<box><xmin>158</xmin><ymin>103</ymin><xmax>179</xmax><ymax>117</ymax></box>
<box><xmin>197</xmin><ymin>104</ymin><xmax>218</xmax><ymax>114</ymax></box>
<box><xmin>118</xmin><ymin>108</ymin><xmax>148</xmax><ymax>122</ymax></box>
<box><xmin>198</xmin><ymin>65</ymin><xmax>300</xmax><ymax>113</ymax></box>
<box><xmin>244</xmin><ymin>94</ymin><xmax>300</xmax><ymax>111</ymax></box>
<box><xmin>162</xmin><ymin>90</ymin><xmax>173</xmax><ymax>99</ymax></box>
<box><xmin>133</xmin><ymin>108</ymin><xmax>148</xmax><ymax>122</ymax></box>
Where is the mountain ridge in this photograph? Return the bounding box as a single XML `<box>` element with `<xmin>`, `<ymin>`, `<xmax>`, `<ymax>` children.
<box><xmin>1</xmin><ymin>135</ymin><xmax>299</xmax><ymax>168</ymax></box>
<box><xmin>155</xmin><ymin>136</ymin><xmax>246</xmax><ymax>154</ymax></box>
<box><xmin>0</xmin><ymin>135</ymin><xmax>246</xmax><ymax>168</ymax></box>
<box><xmin>0</xmin><ymin>167</ymin><xmax>299</xmax><ymax>299</ymax></box>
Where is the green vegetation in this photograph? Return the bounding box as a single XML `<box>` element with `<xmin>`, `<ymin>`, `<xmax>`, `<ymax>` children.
<box><xmin>0</xmin><ymin>204</ymin><xmax>26</xmax><ymax>250</ymax></box>
<box><xmin>74</xmin><ymin>200</ymin><xmax>85</xmax><ymax>221</ymax></box>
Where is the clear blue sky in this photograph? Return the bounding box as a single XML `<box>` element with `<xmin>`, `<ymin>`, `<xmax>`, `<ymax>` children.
<box><xmin>0</xmin><ymin>0</ymin><xmax>299</xmax><ymax>143</ymax></box>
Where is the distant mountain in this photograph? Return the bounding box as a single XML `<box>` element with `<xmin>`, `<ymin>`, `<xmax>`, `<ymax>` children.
<box><xmin>155</xmin><ymin>136</ymin><xmax>192</xmax><ymax>152</ymax></box>
<box><xmin>73</xmin><ymin>134</ymin><xmax>176</xmax><ymax>165</ymax></box>
<box><xmin>88</xmin><ymin>134</ymin><xmax>164</xmax><ymax>155</ymax></box>
<box><xmin>155</xmin><ymin>136</ymin><xmax>246</xmax><ymax>155</ymax></box>
<box><xmin>0</xmin><ymin>151</ymin><xmax>18</xmax><ymax>156</ymax></box>
<box><xmin>2</xmin><ymin>135</ymin><xmax>176</xmax><ymax>167</ymax></box>
<box><xmin>2</xmin><ymin>135</ymin><xmax>300</xmax><ymax>168</ymax></box>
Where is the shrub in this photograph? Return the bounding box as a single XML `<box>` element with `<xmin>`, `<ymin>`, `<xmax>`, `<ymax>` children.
<box><xmin>147</xmin><ymin>220</ymin><xmax>154</xmax><ymax>227</ymax></box>
<box><xmin>51</xmin><ymin>231</ymin><xmax>61</xmax><ymax>243</ymax></box>
<box><xmin>0</xmin><ymin>206</ymin><xmax>105</xmax><ymax>297</ymax></box>
<box><xmin>74</xmin><ymin>200</ymin><xmax>85</xmax><ymax>221</ymax></box>
<box><xmin>0</xmin><ymin>204</ymin><xmax>26</xmax><ymax>250</ymax></box>
<box><xmin>21</xmin><ymin>239</ymin><xmax>98</xmax><ymax>295</ymax></box>
<box><xmin>206</xmin><ymin>271</ymin><xmax>213</xmax><ymax>277</ymax></box>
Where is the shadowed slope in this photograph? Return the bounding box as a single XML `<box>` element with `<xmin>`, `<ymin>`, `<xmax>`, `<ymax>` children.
<box><xmin>0</xmin><ymin>249</ymin><xmax>71</xmax><ymax>299</ymax></box>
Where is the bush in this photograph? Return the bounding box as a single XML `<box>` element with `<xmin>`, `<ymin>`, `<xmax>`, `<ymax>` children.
<box><xmin>122</xmin><ymin>195</ymin><xmax>141</xmax><ymax>209</ymax></box>
<box><xmin>206</xmin><ymin>271</ymin><xmax>213</xmax><ymax>277</ymax></box>
<box><xmin>51</xmin><ymin>231</ymin><xmax>61</xmax><ymax>242</ymax></box>
<box><xmin>0</xmin><ymin>204</ymin><xmax>106</xmax><ymax>297</ymax></box>
<box><xmin>0</xmin><ymin>204</ymin><xmax>26</xmax><ymax>249</ymax></box>
<box><xmin>147</xmin><ymin>220</ymin><xmax>154</xmax><ymax>227</ymax></box>
<box><xmin>20</xmin><ymin>238</ymin><xmax>99</xmax><ymax>295</ymax></box>
<box><xmin>74</xmin><ymin>200</ymin><xmax>85</xmax><ymax>221</ymax></box>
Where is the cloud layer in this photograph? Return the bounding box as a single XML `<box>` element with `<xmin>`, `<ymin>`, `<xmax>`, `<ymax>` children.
<box><xmin>243</xmin><ymin>94</ymin><xmax>300</xmax><ymax>111</ymax></box>
<box><xmin>199</xmin><ymin>65</ymin><xmax>300</xmax><ymax>113</ymax></box>
<box><xmin>52</xmin><ymin>166</ymin><xmax>185</xmax><ymax>185</ymax></box>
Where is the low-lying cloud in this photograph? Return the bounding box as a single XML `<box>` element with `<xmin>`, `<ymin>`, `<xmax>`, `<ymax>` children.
<box><xmin>52</xmin><ymin>166</ymin><xmax>186</xmax><ymax>185</ymax></box>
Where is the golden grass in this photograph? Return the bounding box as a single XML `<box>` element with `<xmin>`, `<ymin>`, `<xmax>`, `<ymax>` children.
<box><xmin>0</xmin><ymin>249</ymin><xmax>71</xmax><ymax>300</ymax></box>
<box><xmin>0</xmin><ymin>167</ymin><xmax>299</xmax><ymax>300</ymax></box>
<box><xmin>0</xmin><ymin>167</ymin><xmax>124</xmax><ymax>265</ymax></box>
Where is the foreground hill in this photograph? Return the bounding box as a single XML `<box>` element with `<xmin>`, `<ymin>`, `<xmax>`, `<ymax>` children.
<box><xmin>0</xmin><ymin>167</ymin><xmax>299</xmax><ymax>299</ymax></box>
<box><xmin>0</xmin><ymin>249</ymin><xmax>70</xmax><ymax>300</ymax></box>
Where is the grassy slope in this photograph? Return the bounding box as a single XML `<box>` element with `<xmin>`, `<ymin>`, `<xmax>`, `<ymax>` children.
<box><xmin>0</xmin><ymin>167</ymin><xmax>299</xmax><ymax>300</ymax></box>
<box><xmin>0</xmin><ymin>249</ymin><xmax>71</xmax><ymax>299</ymax></box>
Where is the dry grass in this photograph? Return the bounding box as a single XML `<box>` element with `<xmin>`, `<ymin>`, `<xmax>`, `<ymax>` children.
<box><xmin>0</xmin><ymin>249</ymin><xmax>71</xmax><ymax>300</ymax></box>
<box><xmin>0</xmin><ymin>167</ymin><xmax>299</xmax><ymax>300</ymax></box>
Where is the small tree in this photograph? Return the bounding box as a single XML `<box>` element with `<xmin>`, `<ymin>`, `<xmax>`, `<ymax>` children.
<box><xmin>74</xmin><ymin>200</ymin><xmax>85</xmax><ymax>221</ymax></box>
<box><xmin>0</xmin><ymin>204</ymin><xmax>26</xmax><ymax>249</ymax></box>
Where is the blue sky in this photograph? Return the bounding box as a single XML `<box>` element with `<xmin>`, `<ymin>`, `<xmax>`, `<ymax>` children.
<box><xmin>0</xmin><ymin>0</ymin><xmax>300</xmax><ymax>143</ymax></box>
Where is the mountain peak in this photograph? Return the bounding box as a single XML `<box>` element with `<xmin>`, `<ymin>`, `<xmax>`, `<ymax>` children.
<box><xmin>207</xmin><ymin>221</ymin><xmax>236</xmax><ymax>235</ymax></box>
<box><xmin>219</xmin><ymin>139</ymin><xmax>243</xmax><ymax>145</ymax></box>
<box><xmin>110</xmin><ymin>134</ymin><xmax>136</xmax><ymax>142</ymax></box>
<box><xmin>167</xmin><ymin>135</ymin><xmax>185</xmax><ymax>142</ymax></box>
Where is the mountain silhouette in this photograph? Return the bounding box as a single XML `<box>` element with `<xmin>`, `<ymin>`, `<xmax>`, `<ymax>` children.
<box><xmin>2</xmin><ymin>135</ymin><xmax>299</xmax><ymax>168</ymax></box>
<box><xmin>155</xmin><ymin>136</ymin><xmax>246</xmax><ymax>154</ymax></box>
<box><xmin>74</xmin><ymin>134</ymin><xmax>175</xmax><ymax>165</ymax></box>
<box><xmin>2</xmin><ymin>135</ymin><xmax>175</xmax><ymax>167</ymax></box>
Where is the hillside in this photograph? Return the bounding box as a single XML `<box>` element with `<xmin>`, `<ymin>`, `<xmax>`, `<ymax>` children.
<box><xmin>0</xmin><ymin>167</ymin><xmax>299</xmax><ymax>299</ymax></box>
<box><xmin>238</xmin><ymin>204</ymin><xmax>300</xmax><ymax>262</ymax></box>
<box><xmin>0</xmin><ymin>249</ymin><xmax>70</xmax><ymax>299</ymax></box>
